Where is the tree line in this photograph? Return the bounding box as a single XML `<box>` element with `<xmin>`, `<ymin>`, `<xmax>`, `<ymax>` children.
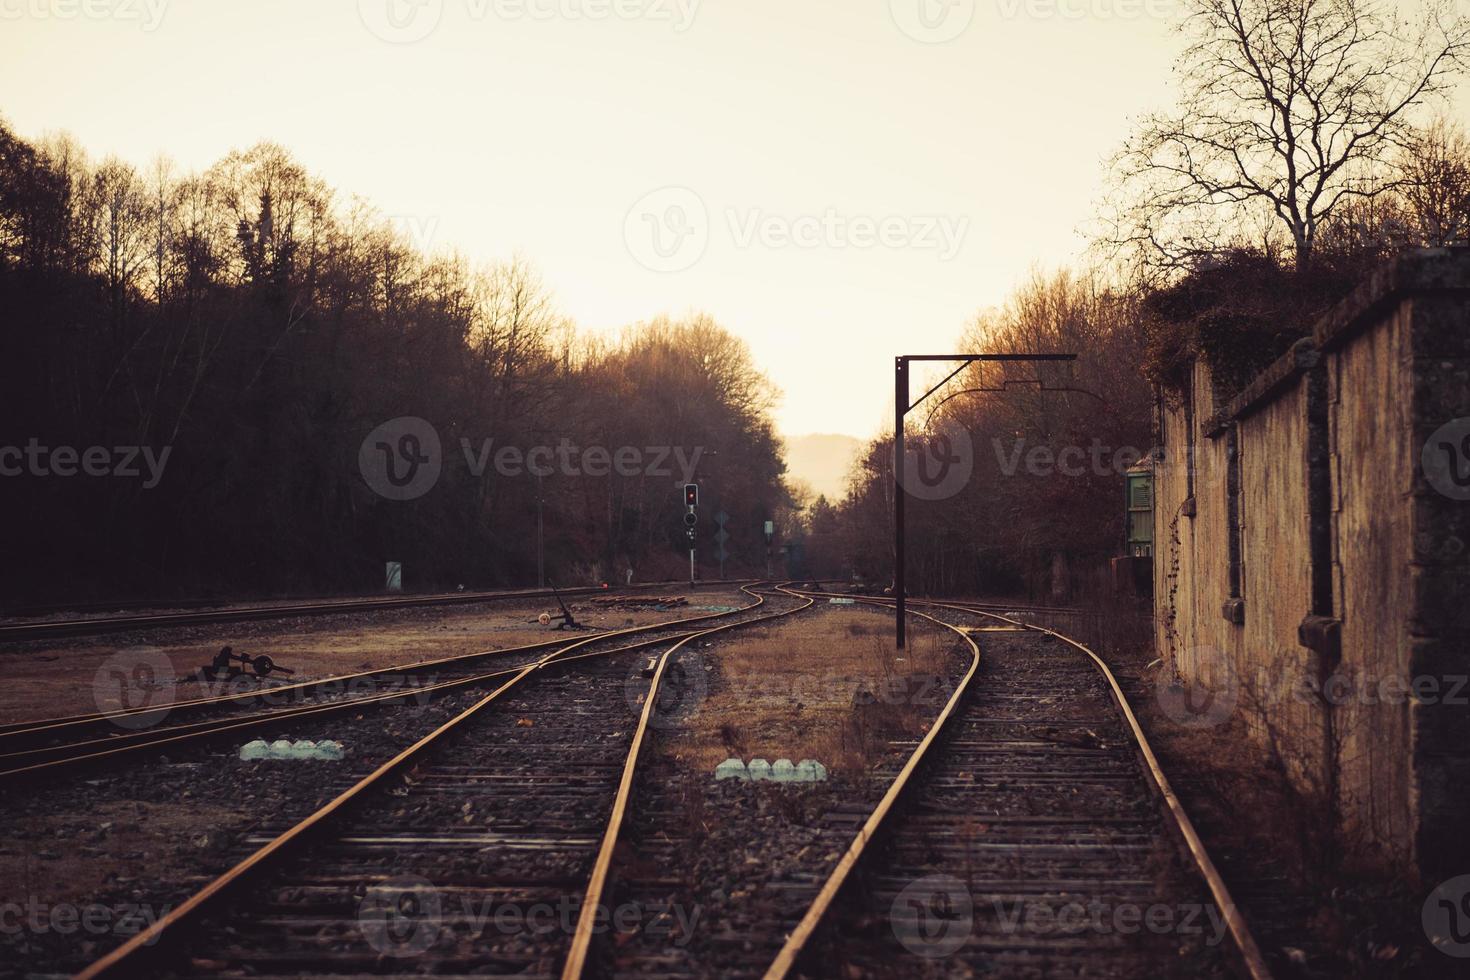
<box><xmin>0</xmin><ymin>132</ymin><xmax>786</xmax><ymax>601</ymax></box>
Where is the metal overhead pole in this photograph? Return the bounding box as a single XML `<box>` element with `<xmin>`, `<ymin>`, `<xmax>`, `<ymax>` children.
<box><xmin>895</xmin><ymin>358</ymin><xmax>909</xmax><ymax>648</ymax></box>
<box><xmin>893</xmin><ymin>352</ymin><xmax>1077</xmax><ymax>649</ymax></box>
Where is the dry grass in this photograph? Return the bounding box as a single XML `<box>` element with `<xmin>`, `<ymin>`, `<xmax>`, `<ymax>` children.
<box><xmin>669</xmin><ymin>605</ymin><xmax>963</xmax><ymax>775</ymax></box>
<box><xmin>1112</xmin><ymin>647</ymin><xmax>1436</xmax><ymax>977</ymax></box>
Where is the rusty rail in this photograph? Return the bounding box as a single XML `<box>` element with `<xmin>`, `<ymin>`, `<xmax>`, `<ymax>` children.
<box><xmin>1</xmin><ymin>587</ymin><xmax>775</xmax><ymax>775</ymax></box>
<box><xmin>761</xmin><ymin>594</ymin><xmax>982</xmax><ymax>980</ymax></box>
<box><xmin>768</xmin><ymin>589</ymin><xmax>1272</xmax><ymax>980</ymax></box>
<box><xmin>560</xmin><ymin>584</ymin><xmax>817</xmax><ymax>979</ymax></box>
<box><xmin>0</xmin><ymin>579</ymin><xmax>756</xmax><ymax>642</ymax></box>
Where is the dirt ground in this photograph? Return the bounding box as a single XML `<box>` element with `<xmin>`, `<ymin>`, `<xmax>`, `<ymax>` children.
<box><xmin>1</xmin><ymin>797</ymin><xmax>239</xmax><ymax>908</ymax></box>
<box><xmin>665</xmin><ymin>601</ymin><xmax>966</xmax><ymax>775</ymax></box>
<box><xmin>0</xmin><ymin>590</ymin><xmax>753</xmax><ymax>725</ymax></box>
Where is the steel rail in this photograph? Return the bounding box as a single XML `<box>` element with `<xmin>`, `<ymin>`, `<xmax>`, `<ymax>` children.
<box><xmin>5</xmin><ymin>584</ymin><xmax>738</xmax><ymax>619</ymax></box>
<box><xmin>73</xmin><ymin>666</ymin><xmax>543</xmax><ymax>979</ymax></box>
<box><xmin>72</xmin><ymin>584</ymin><xmax>806</xmax><ymax>980</ymax></box>
<box><xmin>0</xmin><ymin>579</ymin><xmax>757</xmax><ymax>642</ymax></box>
<box><xmin>0</xmin><ymin>649</ymin><xmax>649</xmax><ymax>777</ymax></box>
<box><xmin>781</xmin><ymin>589</ymin><xmax>1273</xmax><ymax>980</ymax></box>
<box><xmin>831</xmin><ymin>594</ymin><xmax>1085</xmax><ymax>616</ymax></box>
<box><xmin>6</xmin><ymin>602</ymin><xmax>775</xmax><ymax>777</ymax></box>
<box><xmin>560</xmin><ymin>584</ymin><xmax>818</xmax><ymax>980</ymax></box>
<box><xmin>0</xmin><ymin>635</ymin><xmax>575</xmax><ymax>741</ymax></box>
<box><xmin>956</xmin><ymin>603</ymin><xmax>1273</xmax><ymax>980</ymax></box>
<box><xmin>0</xmin><ymin>586</ymin><xmax>615</xmax><ymax>640</ymax></box>
<box><xmin>0</xmin><ymin>585</ymin><xmax>770</xmax><ymax>748</ymax></box>
<box><xmin>4</xmin><ymin>589</ymin><xmax>776</xmax><ymax>780</ymax></box>
<box><xmin>762</xmin><ymin>596</ymin><xmax>981</xmax><ymax>980</ymax></box>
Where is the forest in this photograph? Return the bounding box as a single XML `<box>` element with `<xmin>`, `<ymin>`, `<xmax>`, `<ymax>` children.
<box><xmin>0</xmin><ymin>131</ymin><xmax>787</xmax><ymax>600</ymax></box>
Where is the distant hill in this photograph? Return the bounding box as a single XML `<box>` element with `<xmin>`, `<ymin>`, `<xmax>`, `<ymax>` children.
<box><xmin>784</xmin><ymin>433</ymin><xmax>865</xmax><ymax>501</ymax></box>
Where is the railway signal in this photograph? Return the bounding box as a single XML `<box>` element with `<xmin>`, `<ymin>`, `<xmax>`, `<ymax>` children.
<box><xmin>683</xmin><ymin>484</ymin><xmax>699</xmax><ymax>585</ymax></box>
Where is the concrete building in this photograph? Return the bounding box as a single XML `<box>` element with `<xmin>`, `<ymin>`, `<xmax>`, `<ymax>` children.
<box><xmin>1151</xmin><ymin>248</ymin><xmax>1470</xmax><ymax>882</ymax></box>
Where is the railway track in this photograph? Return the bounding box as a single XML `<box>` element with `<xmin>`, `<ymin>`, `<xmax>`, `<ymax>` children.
<box><xmin>0</xmin><ymin>580</ymin><xmax>753</xmax><ymax>643</ymax></box>
<box><xmin>565</xmin><ymin>593</ymin><xmax>979</xmax><ymax>979</ymax></box>
<box><xmin>757</xmin><ymin>592</ymin><xmax>1268</xmax><ymax>980</ymax></box>
<box><xmin>53</xmin><ymin>587</ymin><xmax>1268</xmax><ymax>978</ymax></box>
<box><xmin>540</xmin><ymin>587</ymin><xmax>1267</xmax><ymax>978</ymax></box>
<box><xmin>0</xmin><ymin>587</ymin><xmax>774</xmax><ymax>782</ymax></box>
<box><xmin>72</xmin><ymin>586</ymin><xmax>816</xmax><ymax>979</ymax></box>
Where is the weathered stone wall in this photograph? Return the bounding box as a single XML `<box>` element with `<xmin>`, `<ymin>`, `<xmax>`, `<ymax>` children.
<box><xmin>1151</xmin><ymin>248</ymin><xmax>1470</xmax><ymax>881</ymax></box>
<box><xmin>1154</xmin><ymin>362</ymin><xmax>1241</xmax><ymax>689</ymax></box>
<box><xmin>1235</xmin><ymin>374</ymin><xmax>1326</xmax><ymax>787</ymax></box>
<box><xmin>1154</xmin><ymin>356</ymin><xmax>1327</xmax><ymax>786</ymax></box>
<box><xmin>1326</xmin><ymin>303</ymin><xmax>1416</xmax><ymax>858</ymax></box>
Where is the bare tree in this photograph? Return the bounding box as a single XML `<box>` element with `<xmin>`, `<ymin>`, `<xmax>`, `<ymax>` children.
<box><xmin>145</xmin><ymin>155</ymin><xmax>178</xmax><ymax>304</ymax></box>
<box><xmin>1109</xmin><ymin>0</ymin><xmax>1470</xmax><ymax>272</ymax></box>
<box><xmin>1400</xmin><ymin>117</ymin><xmax>1470</xmax><ymax>246</ymax></box>
<box><xmin>89</xmin><ymin>157</ymin><xmax>150</xmax><ymax>337</ymax></box>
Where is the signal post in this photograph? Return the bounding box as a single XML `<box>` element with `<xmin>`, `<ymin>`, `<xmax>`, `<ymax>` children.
<box><xmin>684</xmin><ymin>483</ymin><xmax>698</xmax><ymax>585</ymax></box>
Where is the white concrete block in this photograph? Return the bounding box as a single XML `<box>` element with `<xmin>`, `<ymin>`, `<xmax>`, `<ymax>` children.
<box><xmin>796</xmin><ymin>759</ymin><xmax>828</xmax><ymax>782</ymax></box>
<box><xmin>239</xmin><ymin>739</ymin><xmax>271</xmax><ymax>760</ymax></box>
<box><xmin>241</xmin><ymin>738</ymin><xmax>346</xmax><ymax>761</ymax></box>
<box><xmin>714</xmin><ymin>757</ymin><xmax>829</xmax><ymax>783</ymax></box>
<box><xmin>715</xmin><ymin>758</ymin><xmax>749</xmax><ymax>781</ymax></box>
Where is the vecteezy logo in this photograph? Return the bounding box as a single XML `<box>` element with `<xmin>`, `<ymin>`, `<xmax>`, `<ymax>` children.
<box><xmin>359</xmin><ymin>417</ymin><xmax>442</xmax><ymax>501</ymax></box>
<box><xmin>626</xmin><ymin>651</ymin><xmax>709</xmax><ymax>729</ymax></box>
<box><xmin>92</xmin><ymin>647</ymin><xmax>176</xmax><ymax>730</ymax></box>
<box><xmin>890</xmin><ymin>874</ymin><xmax>972</xmax><ymax>958</ymax></box>
<box><xmin>1422</xmin><ymin>418</ymin><xmax>1470</xmax><ymax>501</ymax></box>
<box><xmin>898</xmin><ymin>418</ymin><xmax>974</xmax><ymax>501</ymax></box>
<box><xmin>1155</xmin><ymin>648</ymin><xmax>1239</xmax><ymax>729</ymax></box>
<box><xmin>889</xmin><ymin>0</ymin><xmax>975</xmax><ymax>44</ymax></box>
<box><xmin>358</xmin><ymin>0</ymin><xmax>444</xmax><ymax>43</ymax></box>
<box><xmin>624</xmin><ymin>187</ymin><xmax>709</xmax><ymax>273</ymax></box>
<box><xmin>1424</xmin><ymin>876</ymin><xmax>1470</xmax><ymax>958</ymax></box>
<box><xmin>359</xmin><ymin>874</ymin><xmax>443</xmax><ymax>957</ymax></box>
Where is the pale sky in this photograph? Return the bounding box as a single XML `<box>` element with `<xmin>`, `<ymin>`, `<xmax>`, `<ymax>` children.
<box><xmin>4</xmin><ymin>1</ymin><xmax>1463</xmax><ymax>438</ymax></box>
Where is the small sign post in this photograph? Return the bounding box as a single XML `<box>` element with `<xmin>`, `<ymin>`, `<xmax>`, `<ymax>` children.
<box><xmin>763</xmin><ymin>520</ymin><xmax>775</xmax><ymax>578</ymax></box>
